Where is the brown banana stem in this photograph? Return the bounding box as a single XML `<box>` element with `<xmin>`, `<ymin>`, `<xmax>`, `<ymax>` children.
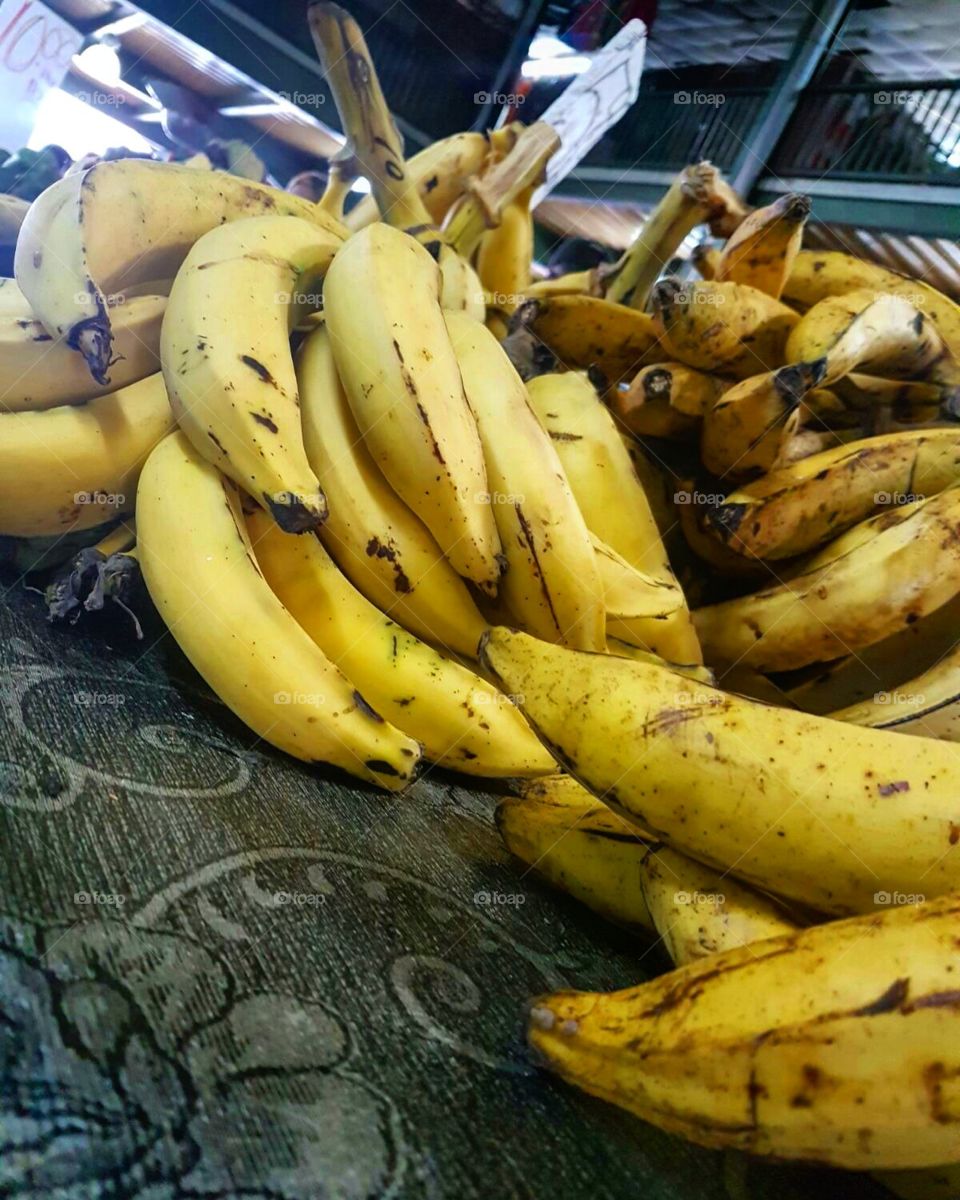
<box><xmin>444</xmin><ymin>122</ymin><xmax>559</xmax><ymax>260</ymax></box>
<box><xmin>308</xmin><ymin>2</ymin><xmax>438</xmax><ymax>244</ymax></box>
<box><xmin>318</xmin><ymin>151</ymin><xmax>359</xmax><ymax>222</ymax></box>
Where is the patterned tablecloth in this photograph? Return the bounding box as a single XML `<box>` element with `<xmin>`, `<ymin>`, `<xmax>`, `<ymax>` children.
<box><xmin>0</xmin><ymin>575</ymin><xmax>888</xmax><ymax>1198</ymax></box>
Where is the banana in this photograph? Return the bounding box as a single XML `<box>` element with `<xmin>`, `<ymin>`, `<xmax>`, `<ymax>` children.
<box><xmin>782</xmin><ymin>248</ymin><xmax>892</xmax><ymax>311</ymax></box>
<box><xmin>437</xmin><ymin>250</ymin><xmax>487</xmax><ymax>321</ymax></box>
<box><xmin>651</xmin><ymin>278</ymin><xmax>798</xmax><ymax>379</ymax></box>
<box><xmin>706</xmin><ymin>428</ymin><xmax>960</xmax><ymax>561</ymax></box>
<box><xmin>592</xmin><ymin>533</ymin><xmax>686</xmax><ymax>650</ymax></box>
<box><xmin>0</xmin><ymin>193</ymin><xmax>29</xmax><ymax>243</ymax></box>
<box><xmin>692</xmin><ymin>487</ymin><xmax>960</xmax><ymax>671</ymax></box>
<box><xmin>0</xmin><ymin>292</ymin><xmax>165</xmax><ymax>413</ymax></box>
<box><xmin>715</xmin><ymin>192</ymin><xmax>810</xmax><ymax>298</ymax></box>
<box><xmin>700</xmin><ymin>360</ymin><xmax>826</xmax><ymax>479</ymax></box>
<box><xmin>480</xmin><ymin>626</ymin><xmax>960</xmax><ymax>915</ymax></box>
<box><xmin>162</xmin><ymin>214</ymin><xmax>338</xmax><ymax>533</ymax></box>
<box><xmin>501</xmin><ymin>773</ymin><xmax>796</xmax><ymax>955</ymax></box>
<box><xmin>137</xmin><ymin>431</ymin><xmax>420</xmax><ymax>786</ymax></box>
<box><xmin>15</xmin><ymin>162</ymin><xmax>345</xmax><ymax>383</ymax></box>
<box><xmin>610</xmin><ymin>362</ymin><xmax>727</xmax><ymax>441</ymax></box>
<box><xmin>525</xmin><ymin>370</ymin><xmax>701</xmax><ymax>663</ymax></box>
<box><xmin>785</xmin><ymin>594</ymin><xmax>960</xmax><ymax>716</ymax></box>
<box><xmin>690</xmin><ymin>243</ymin><xmax>720</xmax><ymax>280</ymax></box>
<box><xmin>528</xmin><ymin>892</ymin><xmax>960</xmax><ymax>1169</ymax></box>
<box><xmin>444</xmin><ymin>311</ymin><xmax>605</xmax><ymax>649</ymax></box>
<box><xmin>347</xmin><ymin>132</ymin><xmax>494</xmax><ymax>230</ymax></box>
<box><xmin>476</xmin><ymin>183</ymin><xmax>534</xmax><ymax>332</ymax></box>
<box><xmin>0</xmin><ymin>373</ymin><xmax>173</xmax><ymax>537</ymax></box>
<box><xmin>527</xmin><ymin>295</ymin><xmax>661</xmax><ymax>385</ymax></box>
<box><xmin>296</xmin><ymin>325</ymin><xmax>487</xmax><ymax>658</ymax></box>
<box><xmin>834</xmin><ymin>374</ymin><xmax>946</xmax><ymax>421</ymax></box>
<box><xmin>246</xmin><ymin>506</ymin><xmax>552</xmax><ymax>776</ymax></box>
<box><xmin>324</xmin><ymin>224</ymin><xmax>501</xmax><ymax>591</ymax></box>
<box><xmin>827</xmin><ymin>641</ymin><xmax>960</xmax><ymax>742</ymax></box>
<box><xmin>786</xmin><ymin>289</ymin><xmax>959</xmax><ymax>392</ymax></box>
<box><xmin>674</xmin><ymin>489</ymin><xmax>770</xmax><ymax>581</ymax></box>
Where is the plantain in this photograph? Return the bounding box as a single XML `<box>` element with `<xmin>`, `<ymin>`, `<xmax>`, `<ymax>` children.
<box><xmin>715</xmin><ymin>192</ymin><xmax>810</xmax><ymax>298</ymax></box>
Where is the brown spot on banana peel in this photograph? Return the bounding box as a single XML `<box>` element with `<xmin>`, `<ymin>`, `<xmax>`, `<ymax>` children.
<box><xmin>364</xmin><ymin>759</ymin><xmax>402</xmax><ymax>777</ymax></box>
<box><xmin>241</xmin><ymin>354</ymin><xmax>277</xmax><ymax>386</ymax></box>
<box><xmin>251</xmin><ymin>413</ymin><xmax>279</xmax><ymax>433</ymax></box>
<box><xmin>365</xmin><ymin>536</ymin><xmax>413</xmax><ymax>594</ymax></box>
<box><xmin>514</xmin><ymin>502</ymin><xmax>562</xmax><ymax>638</ymax></box>
<box><xmin>853</xmin><ymin>977</ymin><xmax>910</xmax><ymax>1016</ymax></box>
<box><xmin>352</xmin><ymin>690</ymin><xmax>384</xmax><ymax>722</ymax></box>
<box><xmin>264</xmin><ymin>491</ymin><xmax>327</xmax><ymax>534</ymax></box>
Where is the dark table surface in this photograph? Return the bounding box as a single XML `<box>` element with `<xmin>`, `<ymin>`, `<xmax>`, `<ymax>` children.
<box><xmin>0</xmin><ymin>574</ymin><xmax>890</xmax><ymax>1199</ymax></box>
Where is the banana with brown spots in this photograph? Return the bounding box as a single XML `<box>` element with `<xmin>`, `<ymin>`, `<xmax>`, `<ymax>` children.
<box><xmin>715</xmin><ymin>192</ymin><xmax>810</xmax><ymax>298</ymax></box>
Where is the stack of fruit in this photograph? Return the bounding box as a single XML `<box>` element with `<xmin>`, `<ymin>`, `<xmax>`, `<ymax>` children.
<box><xmin>2</xmin><ymin>2</ymin><xmax>960</xmax><ymax>1187</ymax></box>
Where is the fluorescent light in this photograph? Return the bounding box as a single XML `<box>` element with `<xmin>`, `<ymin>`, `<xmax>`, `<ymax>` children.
<box><xmin>521</xmin><ymin>55</ymin><xmax>591</xmax><ymax>79</ymax></box>
<box><xmin>75</xmin><ymin>42</ymin><xmax>122</xmax><ymax>84</ymax></box>
<box><xmin>27</xmin><ymin>88</ymin><xmax>155</xmax><ymax>158</ymax></box>
<box><xmin>528</xmin><ymin>32</ymin><xmax>574</xmax><ymax>60</ymax></box>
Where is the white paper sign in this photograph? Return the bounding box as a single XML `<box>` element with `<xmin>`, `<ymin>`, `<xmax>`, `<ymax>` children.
<box><xmin>0</xmin><ymin>0</ymin><xmax>82</xmax><ymax>149</ymax></box>
<box><xmin>533</xmin><ymin>18</ymin><xmax>647</xmax><ymax>206</ymax></box>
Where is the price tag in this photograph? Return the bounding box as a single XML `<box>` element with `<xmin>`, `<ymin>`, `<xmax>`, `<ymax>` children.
<box><xmin>533</xmin><ymin>19</ymin><xmax>647</xmax><ymax>206</ymax></box>
<box><xmin>0</xmin><ymin>0</ymin><xmax>82</xmax><ymax>148</ymax></box>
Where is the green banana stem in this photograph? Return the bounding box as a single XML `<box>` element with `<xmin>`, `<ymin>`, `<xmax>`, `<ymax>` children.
<box><xmin>308</xmin><ymin>2</ymin><xmax>439</xmax><ymax>247</ymax></box>
<box><xmin>444</xmin><ymin>121</ymin><xmax>559</xmax><ymax>260</ymax></box>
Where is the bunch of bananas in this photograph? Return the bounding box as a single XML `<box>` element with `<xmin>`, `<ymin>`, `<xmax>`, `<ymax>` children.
<box><xmin>4</xmin><ymin>0</ymin><xmax>960</xmax><ymax>1187</ymax></box>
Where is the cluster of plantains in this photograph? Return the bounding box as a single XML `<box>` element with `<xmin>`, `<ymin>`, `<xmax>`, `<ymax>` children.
<box><xmin>2</xmin><ymin>2</ymin><xmax>960</xmax><ymax>1188</ymax></box>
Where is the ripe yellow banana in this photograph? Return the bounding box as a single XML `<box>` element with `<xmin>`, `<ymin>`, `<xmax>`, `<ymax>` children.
<box><xmin>592</xmin><ymin>532</ymin><xmax>686</xmax><ymax>648</ymax></box>
<box><xmin>528</xmin><ymin>892</ymin><xmax>960</xmax><ymax>1169</ymax></box>
<box><xmin>0</xmin><ymin>373</ymin><xmax>173</xmax><ymax>537</ymax></box>
<box><xmin>476</xmin><ymin>183</ymin><xmax>534</xmax><ymax>332</ymax></box>
<box><xmin>527</xmin><ymin>295</ymin><xmax>661</xmax><ymax>385</ymax></box>
<box><xmin>162</xmin><ymin>215</ymin><xmax>338</xmax><ymax>533</ymax></box>
<box><xmin>610</xmin><ymin>362</ymin><xmax>727</xmax><ymax>440</ymax></box>
<box><xmin>785</xmin><ymin>290</ymin><xmax>957</xmax><ymax>392</ymax></box>
<box><xmin>707</xmin><ymin>428</ymin><xmax>960</xmax><ymax>560</ymax></box>
<box><xmin>246</xmin><ymin>506</ymin><xmax>552</xmax><ymax>776</ymax></box>
<box><xmin>14</xmin><ymin>162</ymin><xmax>344</xmax><ymax>383</ymax></box>
<box><xmin>700</xmin><ymin>360</ymin><xmax>825</xmax><ymax>479</ymax></box>
<box><xmin>444</xmin><ymin>311</ymin><xmax>605</xmax><ymax>649</ymax></box>
<box><xmin>499</xmin><ymin>774</ymin><xmax>797</xmax><ymax>959</ymax></box>
<box><xmin>0</xmin><ymin>291</ymin><xmax>164</xmax><ymax>412</ymax></box>
<box><xmin>693</xmin><ymin>487</ymin><xmax>960</xmax><ymax>671</ymax></box>
<box><xmin>296</xmin><ymin>325</ymin><xmax>487</xmax><ymax>658</ymax></box>
<box><xmin>347</xmin><ymin>131</ymin><xmax>493</xmax><ymax>230</ymax></box>
<box><xmin>324</xmin><ymin>224</ymin><xmax>502</xmax><ymax>592</ymax></box>
<box><xmin>480</xmin><ymin>626</ymin><xmax>960</xmax><ymax>914</ymax></box>
<box><xmin>651</xmin><ymin>278</ymin><xmax>798</xmax><ymax>379</ymax></box>
<box><xmin>137</xmin><ymin>431</ymin><xmax>419</xmax><ymax>786</ymax></box>
<box><xmin>437</xmin><ymin>251</ymin><xmax>487</xmax><ymax>320</ymax></box>
<box><xmin>525</xmin><ymin>370</ymin><xmax>701</xmax><ymax>664</ymax></box>
<box><xmin>715</xmin><ymin>192</ymin><xmax>810</xmax><ymax>298</ymax></box>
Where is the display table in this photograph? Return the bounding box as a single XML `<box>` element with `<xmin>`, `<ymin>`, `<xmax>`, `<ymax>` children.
<box><xmin>0</xmin><ymin>578</ymin><xmax>886</xmax><ymax>1198</ymax></box>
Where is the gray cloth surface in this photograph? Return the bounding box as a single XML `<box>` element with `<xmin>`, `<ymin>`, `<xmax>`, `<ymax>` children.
<box><xmin>0</xmin><ymin>579</ymin><xmax>888</xmax><ymax>1198</ymax></box>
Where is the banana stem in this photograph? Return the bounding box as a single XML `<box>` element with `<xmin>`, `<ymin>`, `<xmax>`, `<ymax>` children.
<box><xmin>308</xmin><ymin>2</ymin><xmax>437</xmax><ymax>241</ymax></box>
<box><xmin>444</xmin><ymin>122</ymin><xmax>559</xmax><ymax>260</ymax></box>
<box><xmin>602</xmin><ymin>163</ymin><xmax>723</xmax><ymax>309</ymax></box>
<box><xmin>318</xmin><ymin>152</ymin><xmax>359</xmax><ymax>222</ymax></box>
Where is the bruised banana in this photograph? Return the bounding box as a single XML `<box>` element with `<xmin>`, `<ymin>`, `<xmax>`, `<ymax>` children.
<box><xmin>0</xmin><ymin>373</ymin><xmax>173</xmax><ymax>537</ymax></box>
<box><xmin>247</xmin><ymin>507</ymin><xmax>552</xmax><ymax>776</ymax></box>
<box><xmin>162</xmin><ymin>215</ymin><xmax>338</xmax><ymax>533</ymax></box>
<box><xmin>525</xmin><ymin>370</ymin><xmax>701</xmax><ymax>664</ymax></box>
<box><xmin>297</xmin><ymin>325</ymin><xmax>487</xmax><ymax>659</ymax></box>
<box><xmin>498</xmin><ymin>774</ymin><xmax>796</xmax><ymax>959</ymax></box>
<box><xmin>785</xmin><ymin>593</ymin><xmax>960</xmax><ymax>716</ymax></box>
<box><xmin>324</xmin><ymin>224</ymin><xmax>502</xmax><ymax>592</ymax></box>
<box><xmin>786</xmin><ymin>288</ymin><xmax>959</xmax><ymax>391</ymax></box>
<box><xmin>1</xmin><ymin>292</ymin><xmax>164</xmax><ymax>412</ymax></box>
<box><xmin>609</xmin><ymin>362</ymin><xmax>727</xmax><ymax>440</ymax></box>
<box><xmin>706</xmin><ymin>427</ymin><xmax>960</xmax><ymax>560</ymax></box>
<box><xmin>528</xmin><ymin>892</ymin><xmax>960</xmax><ymax>1169</ymax></box>
<box><xmin>137</xmin><ymin>432</ymin><xmax>419</xmax><ymax>787</ymax></box>
<box><xmin>15</xmin><ymin>161</ymin><xmax>345</xmax><ymax>383</ymax></box>
<box><xmin>480</xmin><ymin>626</ymin><xmax>960</xmax><ymax>915</ymax></box>
<box><xmin>527</xmin><ymin>295</ymin><xmax>660</xmax><ymax>384</ymax></box>
<box><xmin>651</xmin><ymin>278</ymin><xmax>798</xmax><ymax>379</ymax></box>
<box><xmin>444</xmin><ymin>311</ymin><xmax>605</xmax><ymax>650</ymax></box>
<box><xmin>828</xmin><ymin>640</ymin><xmax>960</xmax><ymax>742</ymax></box>
<box><xmin>700</xmin><ymin>360</ymin><xmax>826</xmax><ymax>479</ymax></box>
<box><xmin>715</xmin><ymin>192</ymin><xmax>810</xmax><ymax>298</ymax></box>
<box><xmin>693</xmin><ymin>487</ymin><xmax>960</xmax><ymax>671</ymax></box>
